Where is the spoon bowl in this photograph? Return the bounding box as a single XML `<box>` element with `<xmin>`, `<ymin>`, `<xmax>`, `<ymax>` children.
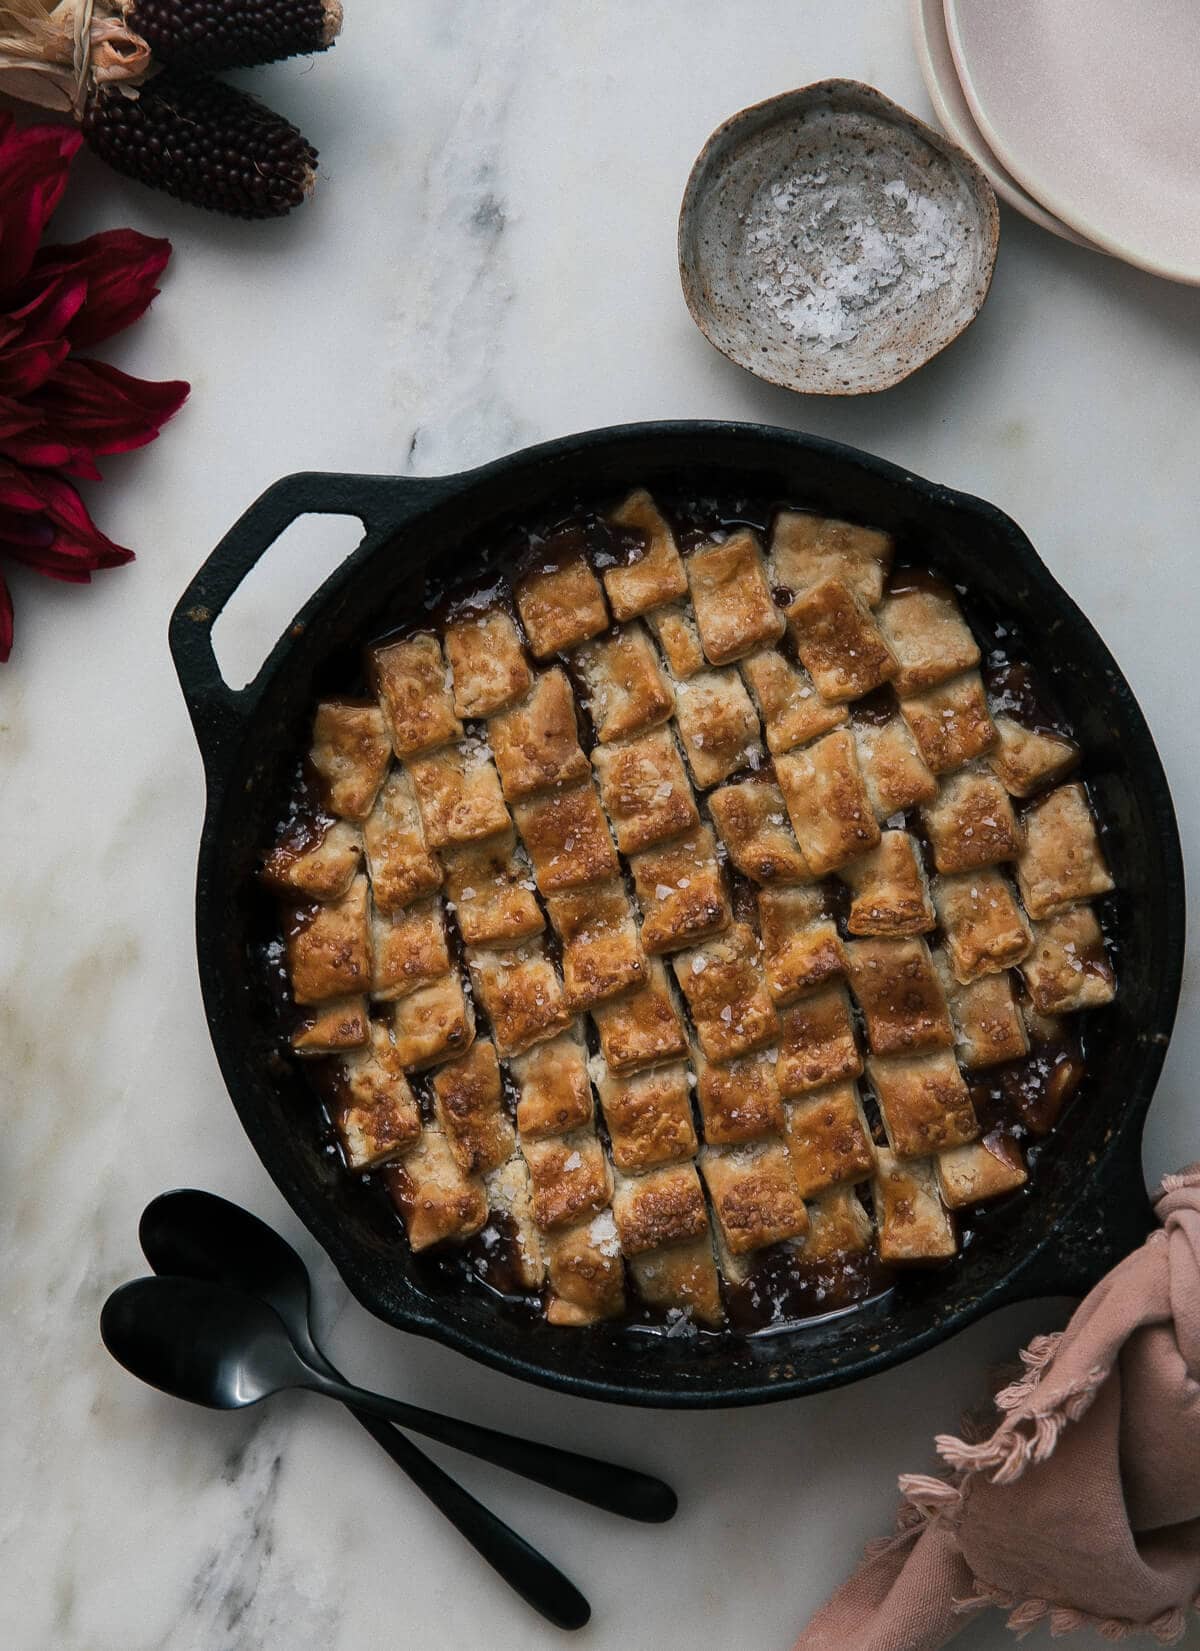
<box><xmin>139</xmin><ymin>1188</ymin><xmax>317</xmax><ymax>1356</ymax></box>
<box><xmin>101</xmin><ymin>1275</ymin><xmax>306</xmax><ymax>1410</ymax></box>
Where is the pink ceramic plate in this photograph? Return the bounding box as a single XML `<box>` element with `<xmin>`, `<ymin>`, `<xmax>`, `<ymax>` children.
<box><xmin>908</xmin><ymin>0</ymin><xmax>1100</xmax><ymax>253</ymax></box>
<box><xmin>945</xmin><ymin>0</ymin><xmax>1200</xmax><ymax>285</ymax></box>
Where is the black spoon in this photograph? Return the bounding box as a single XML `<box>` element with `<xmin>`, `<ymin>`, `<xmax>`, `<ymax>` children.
<box><xmin>134</xmin><ymin>1194</ymin><xmax>591</xmax><ymax>1632</ymax></box>
<box><xmin>131</xmin><ymin>1190</ymin><xmax>677</xmax><ymax>1514</ymax></box>
<box><xmin>134</xmin><ymin>1191</ymin><xmax>673</xmax><ymax>1522</ymax></box>
<box><xmin>103</xmin><ymin>1272</ymin><xmax>673</xmax><ymax>1526</ymax></box>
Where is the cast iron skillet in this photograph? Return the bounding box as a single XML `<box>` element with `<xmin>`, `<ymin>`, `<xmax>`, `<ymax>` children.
<box><xmin>168</xmin><ymin>421</ymin><xmax>1184</xmax><ymax>1409</ymax></box>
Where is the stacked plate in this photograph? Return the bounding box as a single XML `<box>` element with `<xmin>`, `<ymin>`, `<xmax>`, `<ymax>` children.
<box><xmin>911</xmin><ymin>0</ymin><xmax>1200</xmax><ymax>284</ymax></box>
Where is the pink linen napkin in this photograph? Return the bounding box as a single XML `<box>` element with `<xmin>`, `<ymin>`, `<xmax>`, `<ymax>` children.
<box><xmin>795</xmin><ymin>1166</ymin><xmax>1200</xmax><ymax>1648</ymax></box>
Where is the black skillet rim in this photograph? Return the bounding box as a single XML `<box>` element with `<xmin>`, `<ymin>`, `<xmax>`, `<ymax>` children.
<box><xmin>172</xmin><ymin>420</ymin><xmax>1185</xmax><ymax>1408</ymax></box>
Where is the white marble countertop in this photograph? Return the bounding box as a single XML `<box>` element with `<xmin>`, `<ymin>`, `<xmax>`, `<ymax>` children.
<box><xmin>4</xmin><ymin>3</ymin><xmax>1199</xmax><ymax>1648</ymax></box>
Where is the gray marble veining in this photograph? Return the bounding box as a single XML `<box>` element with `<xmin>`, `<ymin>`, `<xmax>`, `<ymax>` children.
<box><xmin>2</xmin><ymin>1</ymin><xmax>1199</xmax><ymax>1647</ymax></box>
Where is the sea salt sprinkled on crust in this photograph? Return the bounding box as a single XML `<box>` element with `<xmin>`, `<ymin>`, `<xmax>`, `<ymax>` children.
<box><xmin>589</xmin><ymin>1210</ymin><xmax>620</xmax><ymax>1257</ymax></box>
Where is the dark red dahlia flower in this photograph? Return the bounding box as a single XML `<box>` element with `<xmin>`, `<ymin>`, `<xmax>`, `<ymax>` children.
<box><xmin>0</xmin><ymin>112</ymin><xmax>189</xmax><ymax>661</ymax></box>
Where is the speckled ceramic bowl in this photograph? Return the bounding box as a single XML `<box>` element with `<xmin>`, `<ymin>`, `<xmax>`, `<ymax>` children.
<box><xmin>678</xmin><ymin>80</ymin><xmax>999</xmax><ymax>395</ymax></box>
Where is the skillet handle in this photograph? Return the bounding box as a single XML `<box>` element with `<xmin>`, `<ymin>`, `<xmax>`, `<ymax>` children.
<box><xmin>168</xmin><ymin>471</ymin><xmax>452</xmax><ymax>777</ymax></box>
<box><xmin>998</xmin><ymin>1111</ymin><xmax>1155</xmax><ymax>1305</ymax></box>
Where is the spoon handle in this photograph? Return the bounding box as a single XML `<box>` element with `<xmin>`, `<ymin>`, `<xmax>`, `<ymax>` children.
<box><xmin>304</xmin><ymin>1369</ymin><xmax>676</xmax><ymax>1524</ymax></box>
<box><xmin>344</xmin><ymin>1405</ymin><xmax>589</xmax><ymax>1630</ymax></box>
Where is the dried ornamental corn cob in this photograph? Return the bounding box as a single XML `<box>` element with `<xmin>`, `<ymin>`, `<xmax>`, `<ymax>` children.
<box><xmin>83</xmin><ymin>73</ymin><xmax>318</xmax><ymax>220</ymax></box>
<box><xmin>119</xmin><ymin>0</ymin><xmax>343</xmax><ymax>71</ymax></box>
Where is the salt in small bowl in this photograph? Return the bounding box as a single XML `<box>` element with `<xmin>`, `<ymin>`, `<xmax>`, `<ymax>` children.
<box><xmin>678</xmin><ymin>79</ymin><xmax>999</xmax><ymax>395</ymax></box>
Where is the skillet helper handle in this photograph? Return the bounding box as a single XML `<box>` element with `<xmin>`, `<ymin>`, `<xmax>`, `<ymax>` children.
<box><xmin>1001</xmin><ymin>1107</ymin><xmax>1155</xmax><ymax>1304</ymax></box>
<box><xmin>168</xmin><ymin>471</ymin><xmax>449</xmax><ymax>778</ymax></box>
<box><xmin>301</xmin><ymin>1369</ymin><xmax>677</xmax><ymax>1524</ymax></box>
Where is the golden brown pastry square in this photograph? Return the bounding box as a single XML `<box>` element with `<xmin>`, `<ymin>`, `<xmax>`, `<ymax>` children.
<box><xmin>740</xmin><ymin>648</ymin><xmax>847</xmax><ymax>754</ymax></box>
<box><xmin>876</xmin><ymin>578</ymin><xmax>980</xmax><ymax>697</ymax></box>
<box><xmin>612</xmin><ymin>1162</ymin><xmax>709</xmax><ymax>1255</ymax></box>
<box><xmin>593</xmin><ymin>1060</ymin><xmax>698</xmax><ymax>1172</ymax></box>
<box><xmin>511</xmin><ymin>1027</ymin><xmax>594</xmax><ymax>1140</ymax></box>
<box><xmin>602</xmin><ymin>489</ymin><xmax>689</xmax><ymax>620</ymax></box>
<box><xmin>776</xmin><ymin>983</ymin><xmax>863</xmax><ymax>1097</ymax></box>
<box><xmin>786</xmin><ymin>577</ymin><xmax>899</xmax><ymax>702</ymax></box>
<box><xmin>869</xmin><ymin>1050</ymin><xmax>978</xmax><ymax>1157</ymax></box>
<box><xmin>776</xmin><ymin>728</ymin><xmax>881</xmax><ymax>876</ymax></box>
<box><xmin>630</xmin><ymin>825</ymin><xmax>731</xmax><ymax>955</ymax></box>
<box><xmin>672</xmin><ymin>668</ymin><xmax>764</xmax><ymax>789</ymax></box>
<box><xmin>989</xmin><ymin>714</ymin><xmax>1078</xmax><ymax>799</ymax></box>
<box><xmin>937</xmin><ymin>1135</ymin><xmax>1027</xmax><ymax>1208</ymax></box>
<box><xmin>443</xmin><ymin>607</ymin><xmax>532</xmax><ymax>719</ymax></box>
<box><xmin>922</xmin><ymin>767</ymin><xmax>1024</xmax><ymax>874</ymax></box>
<box><xmin>672</xmin><ymin>923</ymin><xmax>780</xmax><ymax>1063</ymax></box>
<box><xmin>933</xmin><ymin>869</ymin><xmax>1032</xmax><ymax>982</ymax></box>
<box><xmin>543</xmin><ymin>1216</ymin><xmax>625</xmax><ymax>1325</ymax></box>
<box><xmin>686</xmin><ymin>529</ymin><xmax>785</xmax><ymax>665</ymax></box>
<box><xmin>933</xmin><ymin>952</ymin><xmax>1029</xmax><ymax>1069</ymax></box>
<box><xmin>1016</xmin><ymin>782</ymin><xmax>1114</xmax><ymax>919</ymax></box>
<box><xmin>339</xmin><ymin>1019</ymin><xmax>422</xmax><ymax>1165</ymax></box>
<box><xmin>387</xmin><ymin>1127</ymin><xmax>487</xmax><ymax>1252</ymax></box>
<box><xmin>590</xmin><ymin>958</ymin><xmax>688</xmax><ymax>1074</ymax></box>
<box><xmin>336</xmin><ymin>1026</ymin><xmax>422</xmax><ymax>1169</ymax></box>
<box><xmin>769</xmin><ymin>511</ymin><xmax>894</xmax><ymax>607</ymax></box>
<box><xmin>512</xmin><ymin>782</ymin><xmax>620</xmax><ymax>892</ymax></box>
<box><xmin>784</xmin><ymin>1081</ymin><xmax>875</xmax><ymax>1198</ymax></box>
<box><xmin>701</xmin><ymin>1140</ymin><xmax>810</xmax><ymax>1255</ymax></box>
<box><xmin>798</xmin><ymin>1186</ymin><xmax>873</xmax><ymax>1260</ymax></box>
<box><xmin>441</xmin><ymin>830</ymin><xmax>543</xmax><ymax>947</ymax></box>
<box><xmin>708</xmin><ymin>779</ymin><xmax>810</xmax><ymax>884</ymax></box>
<box><xmin>545</xmin><ymin>881</ymin><xmax>647</xmax><ymax>1009</ymax></box>
<box><xmin>466</xmin><ymin>942</ymin><xmax>571</xmax><ymax>1058</ymax></box>
<box><xmin>900</xmin><ymin>670</ymin><xmax>995</xmax><ymax>774</ymax></box>
<box><xmin>514</xmin><ymin>542</ymin><xmax>609</xmax><ymax>658</ymax></box>
<box><xmin>262</xmin><ymin>818</ymin><xmax>362</xmax><ymax>902</ymax></box>
<box><xmin>1023</xmin><ymin>907</ymin><xmax>1116</xmax><ymax>1014</ymax></box>
<box><xmin>291</xmin><ymin>996</ymin><xmax>369</xmax><ymax>1056</ymax></box>
<box><xmin>370</xmin><ymin>896</ymin><xmax>449</xmax><ymax>1001</ymax></box>
<box><xmin>310</xmin><ymin>700</ymin><xmax>392</xmax><ymax>820</ymax></box>
<box><xmin>757</xmin><ymin>885</ymin><xmax>845</xmax><ymax>1006</ymax></box>
<box><xmin>406</xmin><ymin>738</ymin><xmax>511</xmax><ymax>849</ymax></box>
<box><xmin>694</xmin><ymin>1047</ymin><xmax>784</xmax><ymax>1145</ymax></box>
<box><xmin>628</xmin><ymin>1235</ymin><xmax>724</xmax><ymax>1328</ymax></box>
<box><xmin>573</xmin><ymin>623</ymin><xmax>674</xmax><ymax>744</ymax></box>
<box><xmin>363</xmin><ymin>769</ymin><xmax>443</xmax><ymax>914</ymax></box>
<box><xmin>391</xmin><ymin>973</ymin><xmax>476</xmax><ymax>1069</ymax></box>
<box><xmin>487</xmin><ymin>667</ymin><xmax>589</xmax><ymax>800</ymax></box>
<box><xmin>873</xmin><ymin>1149</ymin><xmax>957</xmax><ymax>1262</ymax></box>
<box><xmin>646</xmin><ymin>603</ymin><xmax>706</xmax><ymax>679</ymax></box>
<box><xmin>286</xmin><ymin>874</ymin><xmax>372</xmax><ymax>1004</ymax></box>
<box><xmin>372</xmin><ymin>633</ymin><xmax>463</xmax><ymax>758</ymax></box>
<box><xmin>852</xmin><ymin>714</ymin><xmax>938</xmax><ymax>818</ymax></box>
<box><xmin>523</xmin><ymin>1128</ymin><xmax>613</xmax><ymax>1231</ymax></box>
<box><xmin>845</xmin><ymin>937</ymin><xmax>954</xmax><ymax>1055</ymax></box>
<box><xmin>842</xmin><ymin>831</ymin><xmax>935</xmax><ymax>937</ymax></box>
<box><xmin>483</xmin><ymin>1158</ymin><xmax>546</xmax><ymax>1289</ymax></box>
<box><xmin>431</xmin><ymin>1039</ymin><xmax>515</xmax><ymax>1176</ymax></box>
<box><xmin>591</xmin><ymin>727</ymin><xmax>699</xmax><ymax>853</ymax></box>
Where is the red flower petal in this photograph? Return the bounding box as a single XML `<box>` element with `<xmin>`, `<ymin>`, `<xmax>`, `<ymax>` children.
<box><xmin>0</xmin><ymin>336</ymin><xmax>70</xmax><ymax>398</ymax></box>
<box><xmin>0</xmin><ymin>430</ymin><xmax>97</xmax><ymax>477</ymax></box>
<box><xmin>0</xmin><ymin>122</ymin><xmax>83</xmax><ymax>290</ymax></box>
<box><xmin>27</xmin><ymin>358</ymin><xmax>189</xmax><ymax>458</ymax></box>
<box><xmin>7</xmin><ymin>270</ymin><xmax>89</xmax><ymax>348</ymax></box>
<box><xmin>0</xmin><ymin>568</ymin><xmax>13</xmax><ymax>663</ymax></box>
<box><xmin>0</xmin><ymin>394</ymin><xmax>42</xmax><ymax>442</ymax></box>
<box><xmin>27</xmin><ymin>229</ymin><xmax>172</xmax><ymax>349</ymax></box>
